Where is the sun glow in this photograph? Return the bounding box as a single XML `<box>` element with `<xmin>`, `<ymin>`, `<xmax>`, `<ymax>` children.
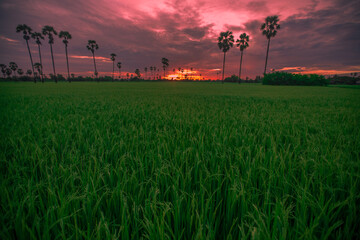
<box><xmin>165</xmin><ymin>69</ymin><xmax>204</xmax><ymax>80</ymax></box>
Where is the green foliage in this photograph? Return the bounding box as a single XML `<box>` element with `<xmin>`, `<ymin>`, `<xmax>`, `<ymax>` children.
<box><xmin>224</xmin><ymin>74</ymin><xmax>240</xmax><ymax>83</ymax></box>
<box><xmin>263</xmin><ymin>72</ymin><xmax>329</xmax><ymax>86</ymax></box>
<box><xmin>0</xmin><ymin>83</ymin><xmax>359</xmax><ymax>239</ymax></box>
<box><xmin>217</xmin><ymin>31</ymin><xmax>234</xmax><ymax>53</ymax></box>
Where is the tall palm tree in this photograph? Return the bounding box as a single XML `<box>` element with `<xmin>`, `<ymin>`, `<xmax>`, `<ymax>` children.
<box><xmin>42</xmin><ymin>26</ymin><xmax>58</xmax><ymax>82</ymax></box>
<box><xmin>236</xmin><ymin>33</ymin><xmax>250</xmax><ymax>83</ymax></box>
<box><xmin>34</xmin><ymin>63</ymin><xmax>42</xmax><ymax>83</ymax></box>
<box><xmin>161</xmin><ymin>57</ymin><xmax>169</xmax><ymax>78</ymax></box>
<box><xmin>59</xmin><ymin>31</ymin><xmax>72</xmax><ymax>80</ymax></box>
<box><xmin>261</xmin><ymin>16</ymin><xmax>281</xmax><ymax>75</ymax></box>
<box><xmin>86</xmin><ymin>40</ymin><xmax>99</xmax><ymax>78</ymax></box>
<box><xmin>17</xmin><ymin>69</ymin><xmax>24</xmax><ymax>76</ymax></box>
<box><xmin>110</xmin><ymin>53</ymin><xmax>116</xmax><ymax>81</ymax></box>
<box><xmin>9</xmin><ymin>62</ymin><xmax>18</xmax><ymax>78</ymax></box>
<box><xmin>144</xmin><ymin>67</ymin><xmax>148</xmax><ymax>79</ymax></box>
<box><xmin>150</xmin><ymin>66</ymin><xmax>153</xmax><ymax>79</ymax></box>
<box><xmin>0</xmin><ymin>64</ymin><xmax>7</xmax><ymax>78</ymax></box>
<box><xmin>31</xmin><ymin>32</ymin><xmax>44</xmax><ymax>79</ymax></box>
<box><xmin>218</xmin><ymin>31</ymin><xmax>234</xmax><ymax>83</ymax></box>
<box><xmin>117</xmin><ymin>62</ymin><xmax>122</xmax><ymax>79</ymax></box>
<box><xmin>16</xmin><ymin>24</ymin><xmax>35</xmax><ymax>78</ymax></box>
<box><xmin>5</xmin><ymin>68</ymin><xmax>12</xmax><ymax>78</ymax></box>
<box><xmin>135</xmin><ymin>69</ymin><xmax>141</xmax><ymax>78</ymax></box>
<box><xmin>26</xmin><ymin>69</ymin><xmax>32</xmax><ymax>77</ymax></box>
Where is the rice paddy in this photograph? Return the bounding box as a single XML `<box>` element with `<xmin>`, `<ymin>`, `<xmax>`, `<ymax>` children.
<box><xmin>0</xmin><ymin>82</ymin><xmax>359</xmax><ymax>239</ymax></box>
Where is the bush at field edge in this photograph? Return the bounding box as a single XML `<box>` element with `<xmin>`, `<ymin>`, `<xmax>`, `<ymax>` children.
<box><xmin>262</xmin><ymin>72</ymin><xmax>329</xmax><ymax>86</ymax></box>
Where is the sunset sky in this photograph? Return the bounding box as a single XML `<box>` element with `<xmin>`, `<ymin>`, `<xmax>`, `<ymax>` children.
<box><xmin>0</xmin><ymin>0</ymin><xmax>359</xmax><ymax>79</ymax></box>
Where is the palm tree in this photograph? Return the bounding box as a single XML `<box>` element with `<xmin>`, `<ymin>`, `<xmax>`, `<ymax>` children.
<box><xmin>17</xmin><ymin>69</ymin><xmax>24</xmax><ymax>76</ymax></box>
<box><xmin>59</xmin><ymin>31</ymin><xmax>72</xmax><ymax>80</ymax></box>
<box><xmin>161</xmin><ymin>57</ymin><xmax>169</xmax><ymax>78</ymax></box>
<box><xmin>110</xmin><ymin>53</ymin><xmax>116</xmax><ymax>81</ymax></box>
<box><xmin>117</xmin><ymin>62</ymin><xmax>122</xmax><ymax>79</ymax></box>
<box><xmin>26</xmin><ymin>69</ymin><xmax>32</xmax><ymax>77</ymax></box>
<box><xmin>16</xmin><ymin>24</ymin><xmax>35</xmax><ymax>78</ymax></box>
<box><xmin>42</xmin><ymin>26</ymin><xmax>58</xmax><ymax>82</ymax></box>
<box><xmin>261</xmin><ymin>16</ymin><xmax>281</xmax><ymax>75</ymax></box>
<box><xmin>9</xmin><ymin>62</ymin><xmax>18</xmax><ymax>78</ymax></box>
<box><xmin>0</xmin><ymin>64</ymin><xmax>7</xmax><ymax>78</ymax></box>
<box><xmin>236</xmin><ymin>33</ymin><xmax>250</xmax><ymax>83</ymax></box>
<box><xmin>135</xmin><ymin>69</ymin><xmax>141</xmax><ymax>78</ymax></box>
<box><xmin>218</xmin><ymin>31</ymin><xmax>234</xmax><ymax>83</ymax></box>
<box><xmin>86</xmin><ymin>40</ymin><xmax>99</xmax><ymax>78</ymax></box>
<box><xmin>144</xmin><ymin>67</ymin><xmax>148</xmax><ymax>79</ymax></box>
<box><xmin>5</xmin><ymin>68</ymin><xmax>12</xmax><ymax>78</ymax></box>
<box><xmin>150</xmin><ymin>66</ymin><xmax>153</xmax><ymax>79</ymax></box>
<box><xmin>31</xmin><ymin>32</ymin><xmax>44</xmax><ymax>79</ymax></box>
<box><xmin>34</xmin><ymin>63</ymin><xmax>42</xmax><ymax>82</ymax></box>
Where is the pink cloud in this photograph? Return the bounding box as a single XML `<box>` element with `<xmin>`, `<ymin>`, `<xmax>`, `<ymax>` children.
<box><xmin>0</xmin><ymin>35</ymin><xmax>19</xmax><ymax>43</ymax></box>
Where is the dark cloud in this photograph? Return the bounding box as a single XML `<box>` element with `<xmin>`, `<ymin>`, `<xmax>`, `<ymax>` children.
<box><xmin>246</xmin><ymin>1</ymin><xmax>269</xmax><ymax>12</ymax></box>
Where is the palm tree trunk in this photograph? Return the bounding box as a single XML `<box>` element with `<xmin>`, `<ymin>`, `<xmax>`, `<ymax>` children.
<box><xmin>37</xmin><ymin>44</ymin><xmax>44</xmax><ymax>83</ymax></box>
<box><xmin>112</xmin><ymin>61</ymin><xmax>114</xmax><ymax>81</ymax></box>
<box><xmin>239</xmin><ymin>50</ymin><xmax>243</xmax><ymax>84</ymax></box>
<box><xmin>264</xmin><ymin>38</ymin><xmax>271</xmax><ymax>75</ymax></box>
<box><xmin>50</xmin><ymin>43</ymin><xmax>56</xmax><ymax>83</ymax></box>
<box><xmin>26</xmin><ymin>39</ymin><xmax>35</xmax><ymax>83</ymax></box>
<box><xmin>92</xmin><ymin>52</ymin><xmax>98</xmax><ymax>81</ymax></box>
<box><xmin>222</xmin><ymin>51</ymin><xmax>226</xmax><ymax>83</ymax></box>
<box><xmin>65</xmin><ymin>44</ymin><xmax>70</xmax><ymax>81</ymax></box>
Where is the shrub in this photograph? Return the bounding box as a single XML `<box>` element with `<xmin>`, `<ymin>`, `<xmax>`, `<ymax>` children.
<box><xmin>262</xmin><ymin>72</ymin><xmax>329</xmax><ymax>86</ymax></box>
<box><xmin>224</xmin><ymin>75</ymin><xmax>240</xmax><ymax>83</ymax></box>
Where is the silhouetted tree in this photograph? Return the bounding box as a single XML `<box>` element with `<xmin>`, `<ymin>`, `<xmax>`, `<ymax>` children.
<box><xmin>31</xmin><ymin>32</ymin><xmax>44</xmax><ymax>78</ymax></box>
<box><xmin>218</xmin><ymin>31</ymin><xmax>234</xmax><ymax>83</ymax></box>
<box><xmin>161</xmin><ymin>57</ymin><xmax>169</xmax><ymax>78</ymax></box>
<box><xmin>42</xmin><ymin>26</ymin><xmax>58</xmax><ymax>82</ymax></box>
<box><xmin>261</xmin><ymin>16</ymin><xmax>280</xmax><ymax>75</ymax></box>
<box><xmin>17</xmin><ymin>69</ymin><xmax>24</xmax><ymax>76</ymax></box>
<box><xmin>5</xmin><ymin>68</ymin><xmax>12</xmax><ymax>78</ymax></box>
<box><xmin>150</xmin><ymin>66</ymin><xmax>153</xmax><ymax>79</ymax></box>
<box><xmin>110</xmin><ymin>53</ymin><xmax>116</xmax><ymax>81</ymax></box>
<box><xmin>236</xmin><ymin>33</ymin><xmax>250</xmax><ymax>83</ymax></box>
<box><xmin>117</xmin><ymin>62</ymin><xmax>122</xmax><ymax>79</ymax></box>
<box><xmin>135</xmin><ymin>69</ymin><xmax>141</xmax><ymax>78</ymax></box>
<box><xmin>0</xmin><ymin>64</ymin><xmax>7</xmax><ymax>78</ymax></box>
<box><xmin>26</xmin><ymin>69</ymin><xmax>32</xmax><ymax>77</ymax></box>
<box><xmin>86</xmin><ymin>40</ymin><xmax>99</xmax><ymax>78</ymax></box>
<box><xmin>16</xmin><ymin>24</ymin><xmax>35</xmax><ymax>78</ymax></box>
<box><xmin>34</xmin><ymin>63</ymin><xmax>42</xmax><ymax>82</ymax></box>
<box><xmin>144</xmin><ymin>67</ymin><xmax>148</xmax><ymax>79</ymax></box>
<box><xmin>9</xmin><ymin>62</ymin><xmax>18</xmax><ymax>78</ymax></box>
<box><xmin>59</xmin><ymin>31</ymin><xmax>72</xmax><ymax>80</ymax></box>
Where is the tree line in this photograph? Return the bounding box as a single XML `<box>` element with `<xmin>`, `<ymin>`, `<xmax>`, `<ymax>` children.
<box><xmin>2</xmin><ymin>16</ymin><xmax>280</xmax><ymax>83</ymax></box>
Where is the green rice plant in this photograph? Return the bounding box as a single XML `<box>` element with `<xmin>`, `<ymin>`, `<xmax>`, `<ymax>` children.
<box><xmin>0</xmin><ymin>82</ymin><xmax>359</xmax><ymax>239</ymax></box>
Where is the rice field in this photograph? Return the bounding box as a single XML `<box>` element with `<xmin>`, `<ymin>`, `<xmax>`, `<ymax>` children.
<box><xmin>0</xmin><ymin>82</ymin><xmax>359</xmax><ymax>239</ymax></box>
